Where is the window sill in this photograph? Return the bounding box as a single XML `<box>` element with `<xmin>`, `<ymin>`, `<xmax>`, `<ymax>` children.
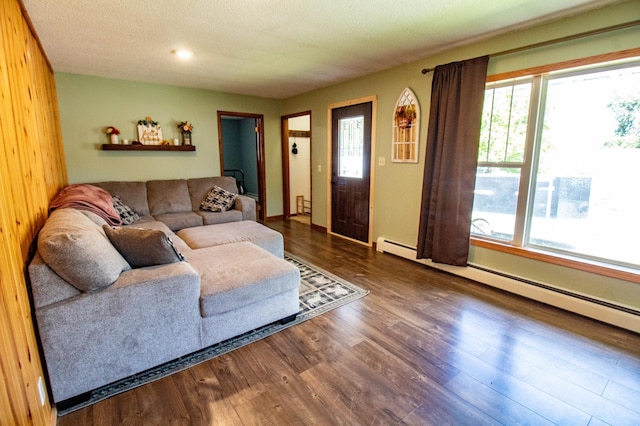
<box><xmin>470</xmin><ymin>237</ymin><xmax>640</xmax><ymax>284</ymax></box>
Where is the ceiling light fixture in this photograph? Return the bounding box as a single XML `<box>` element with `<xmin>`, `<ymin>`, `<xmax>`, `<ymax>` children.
<box><xmin>173</xmin><ymin>49</ymin><xmax>193</xmax><ymax>59</ymax></box>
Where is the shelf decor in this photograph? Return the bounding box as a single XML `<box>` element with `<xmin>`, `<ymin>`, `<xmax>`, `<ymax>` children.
<box><xmin>178</xmin><ymin>121</ymin><xmax>193</xmax><ymax>145</ymax></box>
<box><xmin>137</xmin><ymin>117</ymin><xmax>163</xmax><ymax>145</ymax></box>
<box><xmin>392</xmin><ymin>87</ymin><xmax>420</xmax><ymax>163</ymax></box>
<box><xmin>105</xmin><ymin>126</ymin><xmax>120</xmax><ymax>144</ymax></box>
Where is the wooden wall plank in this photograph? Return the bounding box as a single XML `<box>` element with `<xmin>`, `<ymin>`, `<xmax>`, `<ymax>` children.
<box><xmin>0</xmin><ymin>0</ymin><xmax>67</xmax><ymax>424</ymax></box>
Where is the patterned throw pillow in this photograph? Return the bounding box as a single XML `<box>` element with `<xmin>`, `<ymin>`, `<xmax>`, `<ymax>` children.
<box><xmin>200</xmin><ymin>185</ymin><xmax>238</xmax><ymax>212</ymax></box>
<box><xmin>112</xmin><ymin>195</ymin><xmax>140</xmax><ymax>225</ymax></box>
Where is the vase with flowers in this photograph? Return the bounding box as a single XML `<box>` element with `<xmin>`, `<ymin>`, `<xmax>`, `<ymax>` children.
<box><xmin>395</xmin><ymin>105</ymin><xmax>416</xmax><ymax>129</ymax></box>
<box><xmin>105</xmin><ymin>126</ymin><xmax>120</xmax><ymax>144</ymax></box>
<box><xmin>178</xmin><ymin>121</ymin><xmax>193</xmax><ymax>145</ymax></box>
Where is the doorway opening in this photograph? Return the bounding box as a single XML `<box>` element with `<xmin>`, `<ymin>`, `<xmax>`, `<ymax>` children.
<box><xmin>281</xmin><ymin>111</ymin><xmax>311</xmax><ymax>225</ymax></box>
<box><xmin>218</xmin><ymin>111</ymin><xmax>266</xmax><ymax>221</ymax></box>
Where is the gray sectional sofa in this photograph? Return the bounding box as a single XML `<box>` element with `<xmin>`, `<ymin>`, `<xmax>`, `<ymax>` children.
<box><xmin>28</xmin><ymin>176</ymin><xmax>300</xmax><ymax>405</ymax></box>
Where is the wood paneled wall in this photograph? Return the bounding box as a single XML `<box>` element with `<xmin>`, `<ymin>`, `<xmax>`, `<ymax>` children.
<box><xmin>1</xmin><ymin>0</ymin><xmax>67</xmax><ymax>424</ymax></box>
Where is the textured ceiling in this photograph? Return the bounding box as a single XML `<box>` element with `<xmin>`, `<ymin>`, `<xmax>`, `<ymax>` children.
<box><xmin>22</xmin><ymin>0</ymin><xmax>621</xmax><ymax>99</ymax></box>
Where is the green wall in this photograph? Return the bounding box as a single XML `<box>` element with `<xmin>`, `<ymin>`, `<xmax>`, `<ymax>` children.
<box><xmin>55</xmin><ymin>75</ymin><xmax>284</xmax><ymax>216</ymax></box>
<box><xmin>281</xmin><ymin>1</ymin><xmax>640</xmax><ymax>310</ymax></box>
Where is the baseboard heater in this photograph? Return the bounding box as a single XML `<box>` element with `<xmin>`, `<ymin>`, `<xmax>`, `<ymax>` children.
<box><xmin>376</xmin><ymin>237</ymin><xmax>640</xmax><ymax>334</ymax></box>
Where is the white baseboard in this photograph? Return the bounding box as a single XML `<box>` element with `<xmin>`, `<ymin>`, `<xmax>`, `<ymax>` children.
<box><xmin>376</xmin><ymin>237</ymin><xmax>640</xmax><ymax>333</ymax></box>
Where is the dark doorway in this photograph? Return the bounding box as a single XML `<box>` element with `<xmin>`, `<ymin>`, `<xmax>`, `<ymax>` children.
<box><xmin>218</xmin><ymin>111</ymin><xmax>266</xmax><ymax>221</ymax></box>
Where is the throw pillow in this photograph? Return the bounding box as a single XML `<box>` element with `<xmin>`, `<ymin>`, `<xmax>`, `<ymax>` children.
<box><xmin>112</xmin><ymin>195</ymin><xmax>140</xmax><ymax>225</ymax></box>
<box><xmin>38</xmin><ymin>208</ymin><xmax>131</xmax><ymax>292</ymax></box>
<box><xmin>200</xmin><ymin>185</ymin><xmax>238</xmax><ymax>212</ymax></box>
<box><xmin>103</xmin><ymin>226</ymin><xmax>185</xmax><ymax>268</ymax></box>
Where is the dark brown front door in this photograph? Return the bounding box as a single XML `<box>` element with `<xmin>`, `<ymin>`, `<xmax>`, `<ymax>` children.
<box><xmin>331</xmin><ymin>102</ymin><xmax>372</xmax><ymax>243</ymax></box>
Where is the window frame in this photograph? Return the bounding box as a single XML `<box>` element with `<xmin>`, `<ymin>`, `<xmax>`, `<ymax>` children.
<box><xmin>471</xmin><ymin>47</ymin><xmax>640</xmax><ymax>284</ymax></box>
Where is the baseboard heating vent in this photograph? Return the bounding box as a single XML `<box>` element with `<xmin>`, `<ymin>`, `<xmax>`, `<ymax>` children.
<box><xmin>376</xmin><ymin>237</ymin><xmax>640</xmax><ymax>333</ymax></box>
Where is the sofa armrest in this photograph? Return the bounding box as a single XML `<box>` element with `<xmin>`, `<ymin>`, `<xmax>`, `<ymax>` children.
<box><xmin>234</xmin><ymin>195</ymin><xmax>256</xmax><ymax>221</ymax></box>
<box><xmin>35</xmin><ymin>262</ymin><xmax>202</xmax><ymax>402</ymax></box>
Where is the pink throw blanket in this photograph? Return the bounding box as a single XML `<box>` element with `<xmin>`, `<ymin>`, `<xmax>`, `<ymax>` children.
<box><xmin>49</xmin><ymin>184</ymin><xmax>122</xmax><ymax>226</ymax></box>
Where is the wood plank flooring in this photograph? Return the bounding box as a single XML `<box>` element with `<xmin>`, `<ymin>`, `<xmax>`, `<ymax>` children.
<box><xmin>58</xmin><ymin>220</ymin><xmax>640</xmax><ymax>425</ymax></box>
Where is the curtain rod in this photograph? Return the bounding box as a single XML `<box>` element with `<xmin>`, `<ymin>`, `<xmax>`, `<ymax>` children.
<box><xmin>420</xmin><ymin>19</ymin><xmax>640</xmax><ymax>74</ymax></box>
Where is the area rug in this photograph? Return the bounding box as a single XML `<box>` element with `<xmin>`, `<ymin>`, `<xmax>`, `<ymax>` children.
<box><xmin>57</xmin><ymin>253</ymin><xmax>368</xmax><ymax>416</ymax></box>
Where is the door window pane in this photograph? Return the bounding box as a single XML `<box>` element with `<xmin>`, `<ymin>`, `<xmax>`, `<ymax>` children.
<box><xmin>338</xmin><ymin>116</ymin><xmax>364</xmax><ymax>178</ymax></box>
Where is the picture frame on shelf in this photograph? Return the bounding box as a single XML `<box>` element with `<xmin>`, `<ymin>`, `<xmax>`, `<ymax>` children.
<box><xmin>137</xmin><ymin>117</ymin><xmax>163</xmax><ymax>145</ymax></box>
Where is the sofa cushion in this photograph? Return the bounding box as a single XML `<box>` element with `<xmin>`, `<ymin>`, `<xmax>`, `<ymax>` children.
<box><xmin>38</xmin><ymin>208</ymin><xmax>131</xmax><ymax>292</ymax></box>
<box><xmin>177</xmin><ymin>221</ymin><xmax>284</xmax><ymax>258</ymax></box>
<box><xmin>200</xmin><ymin>186</ymin><xmax>238</xmax><ymax>212</ymax></box>
<box><xmin>195</xmin><ymin>209</ymin><xmax>243</xmax><ymax>225</ymax></box>
<box><xmin>152</xmin><ymin>212</ymin><xmax>203</xmax><ymax>231</ymax></box>
<box><xmin>112</xmin><ymin>195</ymin><xmax>140</xmax><ymax>225</ymax></box>
<box><xmin>92</xmin><ymin>181</ymin><xmax>151</xmax><ymax>217</ymax></box>
<box><xmin>147</xmin><ymin>179</ymin><xmax>192</xmax><ymax>215</ymax></box>
<box><xmin>186</xmin><ymin>242</ymin><xmax>300</xmax><ymax>317</ymax></box>
<box><xmin>103</xmin><ymin>226</ymin><xmax>185</xmax><ymax>268</ymax></box>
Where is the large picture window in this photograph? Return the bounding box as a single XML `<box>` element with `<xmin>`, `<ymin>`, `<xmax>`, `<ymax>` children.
<box><xmin>472</xmin><ymin>58</ymin><xmax>640</xmax><ymax>270</ymax></box>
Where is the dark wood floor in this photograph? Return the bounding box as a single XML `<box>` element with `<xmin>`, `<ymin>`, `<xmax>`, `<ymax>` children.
<box><xmin>58</xmin><ymin>220</ymin><xmax>640</xmax><ymax>425</ymax></box>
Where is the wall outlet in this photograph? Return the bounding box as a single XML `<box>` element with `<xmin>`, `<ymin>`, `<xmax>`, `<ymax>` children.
<box><xmin>317</xmin><ymin>164</ymin><xmax>321</xmax><ymax>172</ymax></box>
<box><xmin>37</xmin><ymin>376</ymin><xmax>46</xmax><ymax>406</ymax></box>
<box><xmin>378</xmin><ymin>157</ymin><xmax>385</xmax><ymax>166</ymax></box>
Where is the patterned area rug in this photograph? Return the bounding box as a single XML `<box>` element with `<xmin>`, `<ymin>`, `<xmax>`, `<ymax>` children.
<box><xmin>58</xmin><ymin>253</ymin><xmax>368</xmax><ymax>416</ymax></box>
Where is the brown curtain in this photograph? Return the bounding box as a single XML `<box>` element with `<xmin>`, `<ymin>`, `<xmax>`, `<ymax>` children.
<box><xmin>416</xmin><ymin>56</ymin><xmax>489</xmax><ymax>266</ymax></box>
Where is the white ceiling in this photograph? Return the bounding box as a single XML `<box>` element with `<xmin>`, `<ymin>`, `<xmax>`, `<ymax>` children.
<box><xmin>22</xmin><ymin>0</ymin><xmax>622</xmax><ymax>99</ymax></box>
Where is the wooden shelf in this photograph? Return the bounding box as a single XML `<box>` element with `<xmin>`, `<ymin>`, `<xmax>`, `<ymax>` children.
<box><xmin>101</xmin><ymin>144</ymin><xmax>195</xmax><ymax>152</ymax></box>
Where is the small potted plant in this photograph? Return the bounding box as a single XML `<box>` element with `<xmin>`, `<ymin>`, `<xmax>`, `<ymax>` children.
<box><xmin>105</xmin><ymin>126</ymin><xmax>120</xmax><ymax>144</ymax></box>
<box><xmin>178</xmin><ymin>121</ymin><xmax>193</xmax><ymax>145</ymax></box>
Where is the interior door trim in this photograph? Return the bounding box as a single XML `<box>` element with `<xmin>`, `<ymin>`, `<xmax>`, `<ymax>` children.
<box><xmin>327</xmin><ymin>95</ymin><xmax>377</xmax><ymax>246</ymax></box>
